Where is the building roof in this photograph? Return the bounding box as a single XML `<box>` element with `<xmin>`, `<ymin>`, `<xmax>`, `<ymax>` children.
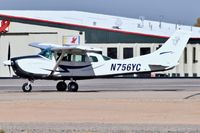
<box><xmin>0</xmin><ymin>10</ymin><xmax>199</xmax><ymax>39</ymax></box>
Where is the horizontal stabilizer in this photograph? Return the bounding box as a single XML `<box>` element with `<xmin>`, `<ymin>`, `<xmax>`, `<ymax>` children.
<box><xmin>149</xmin><ymin>65</ymin><xmax>175</xmax><ymax>71</ymax></box>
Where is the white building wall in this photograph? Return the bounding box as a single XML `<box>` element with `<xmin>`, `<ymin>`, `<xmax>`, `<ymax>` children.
<box><xmin>196</xmin><ymin>45</ymin><xmax>200</xmax><ymax>76</ymax></box>
<box><xmin>186</xmin><ymin>45</ymin><xmax>193</xmax><ymax>77</ymax></box>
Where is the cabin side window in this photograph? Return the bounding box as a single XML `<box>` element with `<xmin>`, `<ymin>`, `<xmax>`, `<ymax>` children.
<box><xmin>73</xmin><ymin>55</ymin><xmax>86</xmax><ymax>62</ymax></box>
<box><xmin>59</xmin><ymin>53</ymin><xmax>86</xmax><ymax>62</ymax></box>
<box><xmin>102</xmin><ymin>55</ymin><xmax>111</xmax><ymax>61</ymax></box>
<box><xmin>61</xmin><ymin>53</ymin><xmax>71</xmax><ymax>61</ymax></box>
<box><xmin>89</xmin><ymin>56</ymin><xmax>98</xmax><ymax>62</ymax></box>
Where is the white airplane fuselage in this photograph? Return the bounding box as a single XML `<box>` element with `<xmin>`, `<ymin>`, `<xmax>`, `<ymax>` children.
<box><xmin>11</xmin><ymin>52</ymin><xmax>154</xmax><ymax>80</ymax></box>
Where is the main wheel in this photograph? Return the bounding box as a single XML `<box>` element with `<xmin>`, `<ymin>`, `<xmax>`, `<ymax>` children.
<box><xmin>68</xmin><ymin>82</ymin><xmax>79</xmax><ymax>92</ymax></box>
<box><xmin>56</xmin><ymin>81</ymin><xmax>67</xmax><ymax>91</ymax></box>
<box><xmin>22</xmin><ymin>82</ymin><xmax>32</xmax><ymax>92</ymax></box>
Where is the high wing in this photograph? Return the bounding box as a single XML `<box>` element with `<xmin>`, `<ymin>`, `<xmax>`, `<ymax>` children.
<box><xmin>51</xmin><ymin>44</ymin><xmax>102</xmax><ymax>53</ymax></box>
<box><xmin>29</xmin><ymin>42</ymin><xmax>102</xmax><ymax>53</ymax></box>
<box><xmin>29</xmin><ymin>42</ymin><xmax>62</xmax><ymax>50</ymax></box>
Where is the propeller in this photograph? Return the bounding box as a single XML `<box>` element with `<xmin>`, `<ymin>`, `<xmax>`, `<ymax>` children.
<box><xmin>3</xmin><ymin>43</ymin><xmax>12</xmax><ymax>72</ymax></box>
<box><xmin>8</xmin><ymin>42</ymin><xmax>10</xmax><ymax>61</ymax></box>
<box><xmin>8</xmin><ymin>43</ymin><xmax>11</xmax><ymax>75</ymax></box>
<box><xmin>4</xmin><ymin>43</ymin><xmax>12</xmax><ymax>76</ymax></box>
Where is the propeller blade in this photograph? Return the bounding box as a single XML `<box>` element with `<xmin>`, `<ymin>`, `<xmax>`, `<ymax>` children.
<box><xmin>8</xmin><ymin>66</ymin><xmax>11</xmax><ymax>75</ymax></box>
<box><xmin>8</xmin><ymin>43</ymin><xmax>10</xmax><ymax>60</ymax></box>
<box><xmin>7</xmin><ymin>43</ymin><xmax>11</xmax><ymax>76</ymax></box>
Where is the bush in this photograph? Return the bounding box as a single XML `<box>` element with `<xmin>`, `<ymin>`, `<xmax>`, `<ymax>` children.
<box><xmin>0</xmin><ymin>129</ymin><xmax>5</xmax><ymax>133</ymax></box>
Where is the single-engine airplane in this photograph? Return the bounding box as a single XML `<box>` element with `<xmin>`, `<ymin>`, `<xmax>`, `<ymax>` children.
<box><xmin>4</xmin><ymin>30</ymin><xmax>190</xmax><ymax>92</ymax></box>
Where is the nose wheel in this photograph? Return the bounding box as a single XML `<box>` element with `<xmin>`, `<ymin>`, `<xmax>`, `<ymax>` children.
<box><xmin>22</xmin><ymin>82</ymin><xmax>32</xmax><ymax>92</ymax></box>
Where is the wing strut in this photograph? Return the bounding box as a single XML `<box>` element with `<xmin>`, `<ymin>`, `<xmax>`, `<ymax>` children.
<box><xmin>49</xmin><ymin>51</ymin><xmax>65</xmax><ymax>76</ymax></box>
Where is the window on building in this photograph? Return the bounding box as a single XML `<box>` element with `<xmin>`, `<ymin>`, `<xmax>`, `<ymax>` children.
<box><xmin>193</xmin><ymin>73</ymin><xmax>197</xmax><ymax>77</ymax></box>
<box><xmin>184</xmin><ymin>48</ymin><xmax>187</xmax><ymax>64</ymax></box>
<box><xmin>193</xmin><ymin>47</ymin><xmax>197</xmax><ymax>63</ymax></box>
<box><xmin>171</xmin><ymin>73</ymin><xmax>176</xmax><ymax>77</ymax></box>
<box><xmin>140</xmin><ymin>47</ymin><xmax>151</xmax><ymax>55</ymax></box>
<box><xmin>123</xmin><ymin>48</ymin><xmax>133</xmax><ymax>59</ymax></box>
<box><xmin>107</xmin><ymin>48</ymin><xmax>117</xmax><ymax>59</ymax></box>
<box><xmin>184</xmin><ymin>73</ymin><xmax>189</xmax><ymax>77</ymax></box>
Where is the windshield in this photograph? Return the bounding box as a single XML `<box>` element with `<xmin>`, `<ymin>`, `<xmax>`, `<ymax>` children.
<box><xmin>39</xmin><ymin>48</ymin><xmax>53</xmax><ymax>60</ymax></box>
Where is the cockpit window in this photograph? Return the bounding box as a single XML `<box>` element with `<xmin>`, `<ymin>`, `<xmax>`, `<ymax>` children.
<box><xmin>89</xmin><ymin>56</ymin><xmax>98</xmax><ymax>62</ymax></box>
<box><xmin>39</xmin><ymin>48</ymin><xmax>53</xmax><ymax>60</ymax></box>
<box><xmin>102</xmin><ymin>55</ymin><xmax>111</xmax><ymax>61</ymax></box>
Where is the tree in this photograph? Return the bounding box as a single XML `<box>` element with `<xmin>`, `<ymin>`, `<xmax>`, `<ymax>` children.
<box><xmin>194</xmin><ymin>18</ymin><xmax>200</xmax><ymax>27</ymax></box>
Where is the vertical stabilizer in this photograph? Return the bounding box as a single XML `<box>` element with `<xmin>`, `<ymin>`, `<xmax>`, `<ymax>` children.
<box><xmin>148</xmin><ymin>30</ymin><xmax>191</xmax><ymax>69</ymax></box>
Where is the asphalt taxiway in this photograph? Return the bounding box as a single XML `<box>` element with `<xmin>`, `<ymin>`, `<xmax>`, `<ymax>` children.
<box><xmin>0</xmin><ymin>78</ymin><xmax>200</xmax><ymax>92</ymax></box>
<box><xmin>0</xmin><ymin>78</ymin><xmax>200</xmax><ymax>132</ymax></box>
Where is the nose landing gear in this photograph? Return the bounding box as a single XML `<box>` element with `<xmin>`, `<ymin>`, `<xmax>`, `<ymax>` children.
<box><xmin>22</xmin><ymin>80</ymin><xmax>33</xmax><ymax>92</ymax></box>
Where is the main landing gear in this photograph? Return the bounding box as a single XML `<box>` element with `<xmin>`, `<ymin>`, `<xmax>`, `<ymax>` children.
<box><xmin>21</xmin><ymin>79</ymin><xmax>79</xmax><ymax>92</ymax></box>
<box><xmin>56</xmin><ymin>80</ymin><xmax>79</xmax><ymax>92</ymax></box>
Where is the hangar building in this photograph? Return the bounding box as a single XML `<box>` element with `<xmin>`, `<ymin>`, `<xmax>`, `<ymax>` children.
<box><xmin>0</xmin><ymin>10</ymin><xmax>199</xmax><ymax>77</ymax></box>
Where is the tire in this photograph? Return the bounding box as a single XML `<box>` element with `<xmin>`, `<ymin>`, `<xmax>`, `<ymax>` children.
<box><xmin>56</xmin><ymin>81</ymin><xmax>67</xmax><ymax>91</ymax></box>
<box><xmin>22</xmin><ymin>82</ymin><xmax>32</xmax><ymax>92</ymax></box>
<box><xmin>68</xmin><ymin>82</ymin><xmax>78</xmax><ymax>92</ymax></box>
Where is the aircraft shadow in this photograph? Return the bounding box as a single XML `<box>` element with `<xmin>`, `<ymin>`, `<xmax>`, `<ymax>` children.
<box><xmin>31</xmin><ymin>89</ymin><xmax>183</xmax><ymax>93</ymax></box>
<box><xmin>1</xmin><ymin>88</ymin><xmax>183</xmax><ymax>93</ymax></box>
<box><xmin>184</xmin><ymin>93</ymin><xmax>200</xmax><ymax>99</ymax></box>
